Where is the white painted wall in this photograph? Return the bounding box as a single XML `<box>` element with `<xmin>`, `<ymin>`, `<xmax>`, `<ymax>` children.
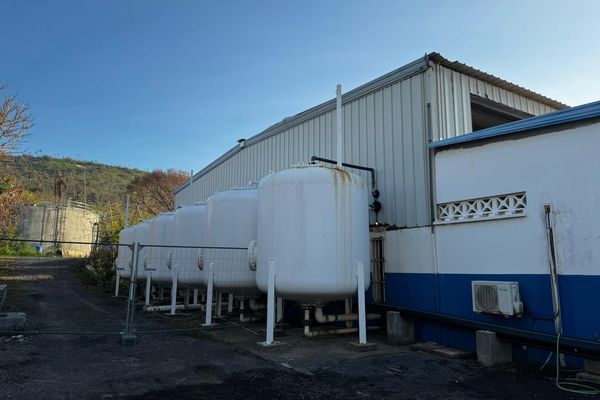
<box><xmin>372</xmin><ymin>227</ymin><xmax>436</xmax><ymax>274</ymax></box>
<box><xmin>434</xmin><ymin>122</ymin><xmax>600</xmax><ymax>276</ymax></box>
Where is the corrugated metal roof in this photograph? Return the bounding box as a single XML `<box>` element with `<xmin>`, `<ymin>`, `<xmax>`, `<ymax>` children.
<box><xmin>427</xmin><ymin>53</ymin><xmax>568</xmax><ymax>110</ymax></box>
<box><xmin>429</xmin><ymin>100</ymin><xmax>600</xmax><ymax>149</ymax></box>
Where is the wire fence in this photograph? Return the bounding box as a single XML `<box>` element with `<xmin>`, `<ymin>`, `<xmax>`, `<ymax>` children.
<box><xmin>0</xmin><ymin>237</ymin><xmax>253</xmax><ymax>344</ymax></box>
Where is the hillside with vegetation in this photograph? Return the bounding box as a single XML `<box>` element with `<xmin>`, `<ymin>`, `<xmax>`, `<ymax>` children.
<box><xmin>1</xmin><ymin>154</ymin><xmax>146</xmax><ymax>205</ymax></box>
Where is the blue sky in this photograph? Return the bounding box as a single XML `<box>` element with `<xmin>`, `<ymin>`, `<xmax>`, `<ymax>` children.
<box><xmin>1</xmin><ymin>0</ymin><xmax>599</xmax><ymax>171</ymax></box>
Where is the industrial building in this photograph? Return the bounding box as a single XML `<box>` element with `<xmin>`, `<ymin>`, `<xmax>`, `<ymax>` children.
<box><xmin>166</xmin><ymin>53</ymin><xmax>599</xmax><ymax>363</ymax></box>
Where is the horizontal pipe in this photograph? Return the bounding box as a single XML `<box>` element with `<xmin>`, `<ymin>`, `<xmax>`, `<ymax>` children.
<box><xmin>143</xmin><ymin>304</ymin><xmax>204</xmax><ymax>312</ymax></box>
<box><xmin>314</xmin><ymin>307</ymin><xmax>380</xmax><ymax>323</ymax></box>
<box><xmin>310</xmin><ymin>156</ymin><xmax>376</xmax><ymax>190</ymax></box>
<box><xmin>369</xmin><ymin>304</ymin><xmax>600</xmax><ymax>360</ymax></box>
<box><xmin>304</xmin><ymin>325</ymin><xmax>379</xmax><ymax>337</ymax></box>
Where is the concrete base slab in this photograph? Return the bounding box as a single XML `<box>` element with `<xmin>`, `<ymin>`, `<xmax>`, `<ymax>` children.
<box><xmin>120</xmin><ymin>334</ymin><xmax>137</xmax><ymax>346</ymax></box>
<box><xmin>585</xmin><ymin>359</ymin><xmax>600</xmax><ymax>375</ymax></box>
<box><xmin>410</xmin><ymin>342</ymin><xmax>473</xmax><ymax>359</ymax></box>
<box><xmin>0</xmin><ymin>312</ymin><xmax>26</xmax><ymax>331</ymax></box>
<box><xmin>257</xmin><ymin>340</ymin><xmax>282</xmax><ymax>348</ymax></box>
<box><xmin>576</xmin><ymin>371</ymin><xmax>600</xmax><ymax>385</ymax></box>
<box><xmin>476</xmin><ymin>330</ymin><xmax>512</xmax><ymax>366</ymax></box>
<box><xmin>347</xmin><ymin>341</ymin><xmax>378</xmax><ymax>352</ymax></box>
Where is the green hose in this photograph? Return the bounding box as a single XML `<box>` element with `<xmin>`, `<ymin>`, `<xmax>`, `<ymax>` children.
<box><xmin>555</xmin><ymin>333</ymin><xmax>600</xmax><ymax>395</ymax></box>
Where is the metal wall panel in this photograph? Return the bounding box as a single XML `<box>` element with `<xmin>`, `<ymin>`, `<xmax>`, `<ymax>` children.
<box><xmin>176</xmin><ymin>74</ymin><xmax>431</xmax><ymax>228</ymax></box>
<box><xmin>430</xmin><ymin>65</ymin><xmax>558</xmax><ymax>142</ymax></box>
<box><xmin>175</xmin><ymin>62</ymin><xmax>559</xmax><ymax>228</ymax></box>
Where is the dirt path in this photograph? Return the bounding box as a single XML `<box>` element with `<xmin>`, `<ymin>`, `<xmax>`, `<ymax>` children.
<box><xmin>0</xmin><ymin>257</ymin><xmax>579</xmax><ymax>399</ymax></box>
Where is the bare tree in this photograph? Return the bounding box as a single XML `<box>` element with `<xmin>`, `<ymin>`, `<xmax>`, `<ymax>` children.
<box><xmin>0</xmin><ymin>83</ymin><xmax>33</xmax><ymax>156</ymax></box>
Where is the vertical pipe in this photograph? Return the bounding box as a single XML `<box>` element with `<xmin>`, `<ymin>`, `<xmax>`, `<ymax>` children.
<box><xmin>216</xmin><ymin>291</ymin><xmax>223</xmax><ymax>317</ymax></box>
<box><xmin>184</xmin><ymin>288</ymin><xmax>190</xmax><ymax>307</ymax></box>
<box><xmin>189</xmin><ymin>170</ymin><xmax>193</xmax><ymax>206</ymax></box>
<box><xmin>345</xmin><ymin>298</ymin><xmax>352</xmax><ymax>328</ymax></box>
<box><xmin>159</xmin><ymin>285</ymin><xmax>164</xmax><ymax>302</ymax></box>
<box><xmin>276</xmin><ymin>297</ymin><xmax>283</xmax><ymax>324</ymax></box>
<box><xmin>336</xmin><ymin>84</ymin><xmax>343</xmax><ymax>167</ymax></box>
<box><xmin>544</xmin><ymin>204</ymin><xmax>563</xmax><ymax>336</ymax></box>
<box><xmin>357</xmin><ymin>261</ymin><xmax>367</xmax><ymax>344</ymax></box>
<box><xmin>228</xmin><ymin>293</ymin><xmax>234</xmax><ymax>313</ymax></box>
<box><xmin>193</xmin><ymin>289</ymin><xmax>198</xmax><ymax>305</ymax></box>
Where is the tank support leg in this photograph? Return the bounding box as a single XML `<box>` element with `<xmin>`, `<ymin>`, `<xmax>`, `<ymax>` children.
<box><xmin>114</xmin><ymin>271</ymin><xmax>120</xmax><ymax>297</ymax></box>
<box><xmin>193</xmin><ymin>289</ymin><xmax>198</xmax><ymax>305</ymax></box>
<box><xmin>158</xmin><ymin>285</ymin><xmax>164</xmax><ymax>302</ymax></box>
<box><xmin>144</xmin><ymin>275</ymin><xmax>152</xmax><ymax>306</ymax></box>
<box><xmin>170</xmin><ymin>272</ymin><xmax>178</xmax><ymax>315</ymax></box>
<box><xmin>184</xmin><ymin>288</ymin><xmax>190</xmax><ymax>308</ymax></box>
<box><xmin>228</xmin><ymin>293</ymin><xmax>234</xmax><ymax>313</ymax></box>
<box><xmin>260</xmin><ymin>259</ymin><xmax>278</xmax><ymax>346</ymax></box>
<box><xmin>357</xmin><ymin>261</ymin><xmax>367</xmax><ymax>345</ymax></box>
<box><xmin>216</xmin><ymin>291</ymin><xmax>223</xmax><ymax>317</ymax></box>
<box><xmin>345</xmin><ymin>298</ymin><xmax>353</xmax><ymax>328</ymax></box>
<box><xmin>276</xmin><ymin>297</ymin><xmax>283</xmax><ymax>324</ymax></box>
<box><xmin>203</xmin><ymin>267</ymin><xmax>214</xmax><ymax>326</ymax></box>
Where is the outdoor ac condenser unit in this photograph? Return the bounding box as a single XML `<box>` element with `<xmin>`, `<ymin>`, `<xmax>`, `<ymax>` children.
<box><xmin>471</xmin><ymin>281</ymin><xmax>523</xmax><ymax>317</ymax></box>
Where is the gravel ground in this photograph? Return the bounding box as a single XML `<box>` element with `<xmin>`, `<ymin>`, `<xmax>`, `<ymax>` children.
<box><xmin>0</xmin><ymin>257</ymin><xmax>582</xmax><ymax>399</ymax></box>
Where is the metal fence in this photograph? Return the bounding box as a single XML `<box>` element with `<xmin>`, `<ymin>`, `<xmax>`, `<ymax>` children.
<box><xmin>0</xmin><ymin>237</ymin><xmax>253</xmax><ymax>345</ymax></box>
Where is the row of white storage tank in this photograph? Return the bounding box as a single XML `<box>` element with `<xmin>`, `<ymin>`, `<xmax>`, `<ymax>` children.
<box><xmin>116</xmin><ymin>163</ymin><xmax>370</xmax><ymax>306</ymax></box>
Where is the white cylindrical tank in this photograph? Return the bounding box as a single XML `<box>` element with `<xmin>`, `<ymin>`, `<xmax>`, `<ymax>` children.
<box><xmin>134</xmin><ymin>220</ymin><xmax>151</xmax><ymax>280</ymax></box>
<box><xmin>145</xmin><ymin>212</ymin><xmax>175</xmax><ymax>284</ymax></box>
<box><xmin>202</xmin><ymin>187</ymin><xmax>257</xmax><ymax>294</ymax></box>
<box><xmin>116</xmin><ymin>226</ymin><xmax>134</xmax><ymax>279</ymax></box>
<box><xmin>173</xmin><ymin>203</ymin><xmax>207</xmax><ymax>286</ymax></box>
<box><xmin>256</xmin><ymin>164</ymin><xmax>370</xmax><ymax>303</ymax></box>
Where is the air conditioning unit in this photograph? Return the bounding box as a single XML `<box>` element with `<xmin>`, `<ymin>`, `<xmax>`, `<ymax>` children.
<box><xmin>471</xmin><ymin>281</ymin><xmax>523</xmax><ymax>317</ymax></box>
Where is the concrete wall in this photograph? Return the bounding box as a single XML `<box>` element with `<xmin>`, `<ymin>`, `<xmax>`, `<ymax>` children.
<box><xmin>18</xmin><ymin>203</ymin><xmax>99</xmax><ymax>257</ymax></box>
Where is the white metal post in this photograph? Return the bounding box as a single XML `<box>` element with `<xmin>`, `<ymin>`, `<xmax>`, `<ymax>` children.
<box><xmin>122</xmin><ymin>242</ymin><xmax>140</xmax><ymax>345</ymax></box>
<box><xmin>262</xmin><ymin>259</ymin><xmax>277</xmax><ymax>346</ymax></box>
<box><xmin>144</xmin><ymin>275</ymin><xmax>152</xmax><ymax>306</ymax></box>
<box><xmin>357</xmin><ymin>261</ymin><xmax>367</xmax><ymax>344</ymax></box>
<box><xmin>203</xmin><ymin>265</ymin><xmax>214</xmax><ymax>326</ymax></box>
<box><xmin>114</xmin><ymin>271</ymin><xmax>120</xmax><ymax>297</ymax></box>
<box><xmin>170</xmin><ymin>271</ymin><xmax>178</xmax><ymax>315</ymax></box>
<box><xmin>193</xmin><ymin>289</ymin><xmax>198</xmax><ymax>305</ymax></box>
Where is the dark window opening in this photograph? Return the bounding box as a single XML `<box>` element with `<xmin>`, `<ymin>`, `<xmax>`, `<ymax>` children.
<box><xmin>471</xmin><ymin>94</ymin><xmax>533</xmax><ymax>131</ymax></box>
